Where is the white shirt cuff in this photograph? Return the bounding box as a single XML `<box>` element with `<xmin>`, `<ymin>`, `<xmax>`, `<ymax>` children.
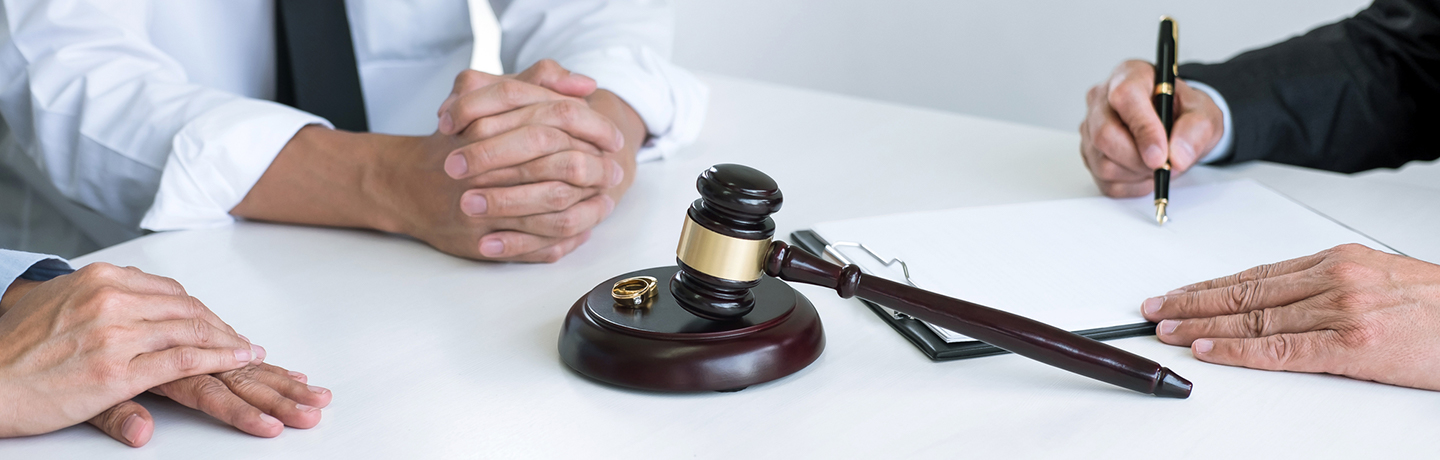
<box><xmin>1186</xmin><ymin>80</ymin><xmax>1234</xmax><ymax>165</ymax></box>
<box><xmin>558</xmin><ymin>46</ymin><xmax>709</xmax><ymax>163</ymax></box>
<box><xmin>139</xmin><ymin>99</ymin><xmax>331</xmax><ymax>231</ymax></box>
<box><xmin>0</xmin><ymin>249</ymin><xmax>72</xmax><ymax>291</ymax></box>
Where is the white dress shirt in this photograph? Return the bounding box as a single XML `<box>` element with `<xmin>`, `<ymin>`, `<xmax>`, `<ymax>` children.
<box><xmin>0</xmin><ymin>0</ymin><xmax>708</xmax><ymax>256</ymax></box>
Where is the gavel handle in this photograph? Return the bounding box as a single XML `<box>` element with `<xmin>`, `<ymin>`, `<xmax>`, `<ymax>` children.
<box><xmin>764</xmin><ymin>241</ymin><xmax>1192</xmax><ymax>398</ymax></box>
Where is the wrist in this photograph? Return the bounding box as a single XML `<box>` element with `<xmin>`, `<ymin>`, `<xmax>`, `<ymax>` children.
<box><xmin>232</xmin><ymin>126</ymin><xmax>422</xmax><ymax>234</ymax></box>
<box><xmin>1</xmin><ymin>278</ymin><xmax>42</xmax><ymax>317</ymax></box>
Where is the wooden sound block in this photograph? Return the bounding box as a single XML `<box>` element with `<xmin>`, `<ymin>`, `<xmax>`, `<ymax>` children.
<box><xmin>558</xmin><ymin>266</ymin><xmax>825</xmax><ymax>392</ymax></box>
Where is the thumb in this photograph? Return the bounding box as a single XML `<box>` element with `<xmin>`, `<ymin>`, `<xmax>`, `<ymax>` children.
<box><xmin>1166</xmin><ymin>114</ymin><xmax>1214</xmax><ymax>174</ymax></box>
<box><xmin>439</xmin><ymin>69</ymin><xmax>506</xmax><ymax>118</ymax></box>
<box><xmin>516</xmin><ymin>59</ymin><xmax>596</xmax><ymax>98</ymax></box>
<box><xmin>1167</xmin><ymin>81</ymin><xmax>1223</xmax><ymax>173</ymax></box>
<box><xmin>87</xmin><ymin>400</ymin><xmax>153</xmax><ymax>447</ymax></box>
<box><xmin>1192</xmin><ymin>331</ymin><xmax>1338</xmax><ymax>374</ymax></box>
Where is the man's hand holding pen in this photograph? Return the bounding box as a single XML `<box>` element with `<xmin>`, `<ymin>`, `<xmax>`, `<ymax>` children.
<box><xmin>1079</xmin><ymin>60</ymin><xmax>1224</xmax><ymax>198</ymax></box>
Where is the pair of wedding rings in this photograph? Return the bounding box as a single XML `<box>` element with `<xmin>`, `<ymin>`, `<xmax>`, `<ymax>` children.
<box><xmin>611</xmin><ymin>276</ymin><xmax>658</xmax><ymax>307</ymax></box>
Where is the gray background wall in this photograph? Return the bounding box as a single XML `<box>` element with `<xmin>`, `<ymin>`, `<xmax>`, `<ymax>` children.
<box><xmin>670</xmin><ymin>0</ymin><xmax>1371</xmax><ymax>132</ymax></box>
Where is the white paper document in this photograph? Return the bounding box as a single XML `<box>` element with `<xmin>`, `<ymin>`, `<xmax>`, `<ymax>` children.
<box><xmin>810</xmin><ymin>180</ymin><xmax>1393</xmax><ymax>342</ymax></box>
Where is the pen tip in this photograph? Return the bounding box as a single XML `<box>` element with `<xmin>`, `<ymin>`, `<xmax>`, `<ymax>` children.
<box><xmin>1155</xmin><ymin>202</ymin><xmax>1169</xmax><ymax>226</ymax></box>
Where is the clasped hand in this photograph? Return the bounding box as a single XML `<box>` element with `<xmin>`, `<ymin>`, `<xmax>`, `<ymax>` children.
<box><xmin>373</xmin><ymin>60</ymin><xmax>636</xmax><ymax>262</ymax></box>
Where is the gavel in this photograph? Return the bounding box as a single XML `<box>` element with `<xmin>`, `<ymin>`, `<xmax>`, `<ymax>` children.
<box><xmin>560</xmin><ymin>164</ymin><xmax>1192</xmax><ymax>398</ymax></box>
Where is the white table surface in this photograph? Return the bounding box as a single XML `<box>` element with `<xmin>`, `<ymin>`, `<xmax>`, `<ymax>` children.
<box><xmin>5</xmin><ymin>75</ymin><xmax>1438</xmax><ymax>458</ymax></box>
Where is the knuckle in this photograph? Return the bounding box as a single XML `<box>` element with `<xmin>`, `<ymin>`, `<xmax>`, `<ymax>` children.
<box><xmin>94</xmin><ymin>360</ymin><xmax>128</xmax><ymax>383</ymax></box>
<box><xmin>1324</xmin><ymin>260</ymin><xmax>1375</xmax><ymax>284</ymax></box>
<box><xmin>467</xmin><ymin>143</ymin><xmax>498</xmax><ymax>170</ymax></box>
<box><xmin>1242</xmin><ymin>309</ymin><xmax>1273</xmax><ymax>337</ymax></box>
<box><xmin>541</xmin><ymin>245</ymin><xmax>566</xmax><ymax>263</ymax></box>
<box><xmin>525</xmin><ymin>125</ymin><xmax>565</xmax><ymax>152</ymax></box>
<box><xmin>1264</xmin><ymin>335</ymin><xmax>1297</xmax><ymax>365</ymax></box>
<box><xmin>536</xmin><ymin>58</ymin><xmax>561</xmax><ymax>71</ymax></box>
<box><xmin>1224</xmin><ymin>281</ymin><xmax>1258</xmax><ymax>312</ymax></box>
<box><xmin>455</xmin><ymin>69</ymin><xmax>482</xmax><ymax>88</ymax></box>
<box><xmin>547</xmin><ymin>99</ymin><xmax>585</xmax><ymax>125</ymax></box>
<box><xmin>559</xmin><ymin>152</ymin><xmax>591</xmax><ymax>184</ymax></box>
<box><xmin>497</xmin><ymin>80</ymin><xmax>529</xmax><ymax>105</ymax></box>
<box><xmin>189</xmin><ymin>318</ymin><xmax>213</xmax><ymax>346</ymax></box>
<box><xmin>1099</xmin><ymin>182</ymin><xmax>1130</xmax><ymax>198</ymax></box>
<box><xmin>1339</xmin><ymin>321</ymin><xmax>1382</xmax><ymax>349</ymax></box>
<box><xmin>172</xmin><ymin>347</ymin><xmax>203</xmax><ymax>373</ymax></box>
<box><xmin>552</xmin><ymin>212</ymin><xmax>584</xmax><ymax>236</ymax></box>
<box><xmin>96</xmin><ymin>324</ymin><xmax>129</xmax><ymax>348</ymax></box>
<box><xmin>194</xmin><ymin>378</ymin><xmax>234</xmax><ymax>409</ymax></box>
<box><xmin>1328</xmin><ymin>288</ymin><xmax>1376</xmax><ymax>312</ymax></box>
<box><xmin>544</xmin><ymin>185</ymin><xmax>578</xmax><ymax>210</ymax></box>
<box><xmin>88</xmin><ymin>286</ymin><xmax>129</xmax><ymax>314</ymax></box>
<box><xmin>1092</xmin><ymin>159</ymin><xmax>1127</xmax><ymax>181</ymax></box>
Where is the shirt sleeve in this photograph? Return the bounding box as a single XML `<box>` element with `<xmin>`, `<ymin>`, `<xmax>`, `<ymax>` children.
<box><xmin>0</xmin><ymin>249</ymin><xmax>73</xmax><ymax>295</ymax></box>
<box><xmin>0</xmin><ymin>0</ymin><xmax>329</xmax><ymax>233</ymax></box>
<box><xmin>490</xmin><ymin>0</ymin><xmax>708</xmax><ymax>162</ymax></box>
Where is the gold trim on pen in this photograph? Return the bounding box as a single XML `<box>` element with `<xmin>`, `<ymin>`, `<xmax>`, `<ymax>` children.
<box><xmin>1154</xmin><ymin>83</ymin><xmax>1174</xmax><ymax>96</ymax></box>
<box><xmin>675</xmin><ymin>217</ymin><xmax>770</xmax><ymax>282</ymax></box>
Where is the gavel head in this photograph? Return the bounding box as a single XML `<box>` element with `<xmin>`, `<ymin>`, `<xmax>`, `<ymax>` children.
<box><xmin>672</xmin><ymin>164</ymin><xmax>784</xmax><ymax>320</ymax></box>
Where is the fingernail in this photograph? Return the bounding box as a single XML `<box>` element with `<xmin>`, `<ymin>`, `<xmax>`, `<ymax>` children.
<box><xmin>288</xmin><ymin>371</ymin><xmax>308</xmax><ymax>382</ymax></box>
<box><xmin>438</xmin><ymin>112</ymin><xmax>454</xmax><ymax>133</ymax></box>
<box><xmin>1141</xmin><ymin>296</ymin><xmax>1163</xmax><ymax>315</ymax></box>
<box><xmin>608</xmin><ymin>160</ymin><xmax>624</xmax><ymax>187</ymax></box>
<box><xmin>602</xmin><ymin>195</ymin><xmax>616</xmax><ymax>215</ymax></box>
<box><xmin>612</xmin><ymin>127</ymin><xmax>625</xmax><ymax>151</ymax></box>
<box><xmin>308</xmin><ymin>385</ymin><xmax>329</xmax><ymax>395</ymax></box>
<box><xmin>461</xmin><ymin>193</ymin><xmax>488</xmax><ymax>216</ymax></box>
<box><xmin>297</xmin><ymin>404</ymin><xmax>319</xmax><ymax>413</ymax></box>
<box><xmin>480</xmin><ymin>239</ymin><xmax>505</xmax><ymax>257</ymax></box>
<box><xmin>1194</xmin><ymin>339</ymin><xmax>1214</xmax><ymax>354</ymax></box>
<box><xmin>1166</xmin><ymin>288</ymin><xmax>1185</xmax><ymax>296</ymax></box>
<box><xmin>235</xmin><ymin>348</ymin><xmax>253</xmax><ymax>362</ymax></box>
<box><xmin>1158</xmin><ymin>319</ymin><xmax>1180</xmax><ymax>335</ymax></box>
<box><xmin>444</xmin><ymin>155</ymin><xmax>468</xmax><ymax>179</ymax></box>
<box><xmin>252</xmin><ymin>344</ymin><xmax>266</xmax><ymax>361</ymax></box>
<box><xmin>121</xmin><ymin>414</ymin><xmax>143</xmax><ymax>445</ymax></box>
<box><xmin>259</xmin><ymin>413</ymin><xmax>281</xmax><ymax>427</ymax></box>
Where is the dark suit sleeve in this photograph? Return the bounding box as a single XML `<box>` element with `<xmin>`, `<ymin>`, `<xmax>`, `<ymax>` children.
<box><xmin>1179</xmin><ymin>0</ymin><xmax>1440</xmax><ymax>173</ymax></box>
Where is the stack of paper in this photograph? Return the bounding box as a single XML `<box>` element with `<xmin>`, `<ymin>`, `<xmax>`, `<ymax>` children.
<box><xmin>811</xmin><ymin>180</ymin><xmax>1394</xmax><ymax>342</ymax></box>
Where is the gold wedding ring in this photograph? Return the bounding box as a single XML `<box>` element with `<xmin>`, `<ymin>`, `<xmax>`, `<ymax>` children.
<box><xmin>612</xmin><ymin>276</ymin><xmax>658</xmax><ymax>307</ymax></box>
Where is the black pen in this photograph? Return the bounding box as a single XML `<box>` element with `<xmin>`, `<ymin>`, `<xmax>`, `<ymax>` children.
<box><xmin>1153</xmin><ymin>16</ymin><xmax>1177</xmax><ymax>225</ymax></box>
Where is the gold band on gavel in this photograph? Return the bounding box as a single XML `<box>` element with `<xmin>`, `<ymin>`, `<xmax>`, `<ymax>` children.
<box><xmin>675</xmin><ymin>216</ymin><xmax>771</xmax><ymax>282</ymax></box>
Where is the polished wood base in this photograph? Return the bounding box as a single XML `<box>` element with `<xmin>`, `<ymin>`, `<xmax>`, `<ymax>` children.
<box><xmin>558</xmin><ymin>266</ymin><xmax>824</xmax><ymax>392</ymax></box>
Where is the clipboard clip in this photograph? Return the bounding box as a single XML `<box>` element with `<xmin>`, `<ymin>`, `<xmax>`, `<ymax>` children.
<box><xmin>822</xmin><ymin>241</ymin><xmax>918</xmax><ymax>320</ymax></box>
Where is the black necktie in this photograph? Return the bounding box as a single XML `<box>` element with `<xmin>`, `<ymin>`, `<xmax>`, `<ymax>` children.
<box><xmin>274</xmin><ymin>0</ymin><xmax>369</xmax><ymax>132</ymax></box>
